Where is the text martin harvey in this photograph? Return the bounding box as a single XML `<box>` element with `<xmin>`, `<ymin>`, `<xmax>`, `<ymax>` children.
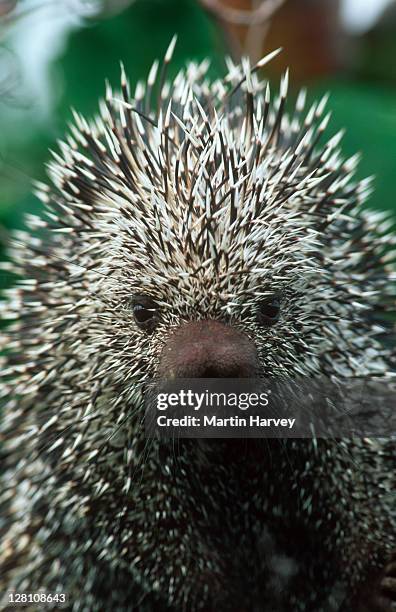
<box><xmin>157</xmin><ymin>415</ymin><xmax>296</xmax><ymax>429</ymax></box>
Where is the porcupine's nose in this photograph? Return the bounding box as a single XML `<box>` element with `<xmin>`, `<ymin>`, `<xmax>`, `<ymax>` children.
<box><xmin>158</xmin><ymin>319</ymin><xmax>259</xmax><ymax>378</ymax></box>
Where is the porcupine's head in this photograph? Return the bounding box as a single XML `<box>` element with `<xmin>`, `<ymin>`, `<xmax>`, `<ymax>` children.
<box><xmin>3</xmin><ymin>42</ymin><xmax>395</xmax><ymax>407</ymax></box>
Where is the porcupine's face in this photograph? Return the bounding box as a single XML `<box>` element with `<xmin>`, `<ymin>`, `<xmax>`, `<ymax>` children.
<box><xmin>28</xmin><ymin>51</ymin><xmax>390</xmax><ymax>405</ymax></box>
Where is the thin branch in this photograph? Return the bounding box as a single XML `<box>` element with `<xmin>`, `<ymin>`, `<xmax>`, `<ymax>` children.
<box><xmin>199</xmin><ymin>0</ymin><xmax>285</xmax><ymax>26</ymax></box>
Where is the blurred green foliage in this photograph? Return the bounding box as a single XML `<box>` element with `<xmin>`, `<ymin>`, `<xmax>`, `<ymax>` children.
<box><xmin>56</xmin><ymin>0</ymin><xmax>224</xmax><ymax>119</ymax></box>
<box><xmin>311</xmin><ymin>78</ymin><xmax>396</xmax><ymax>216</ymax></box>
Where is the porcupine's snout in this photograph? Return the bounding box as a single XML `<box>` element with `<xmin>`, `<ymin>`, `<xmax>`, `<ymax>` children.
<box><xmin>158</xmin><ymin>319</ymin><xmax>259</xmax><ymax>378</ymax></box>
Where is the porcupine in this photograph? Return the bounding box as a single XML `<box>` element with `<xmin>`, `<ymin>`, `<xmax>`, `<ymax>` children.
<box><xmin>0</xmin><ymin>39</ymin><xmax>395</xmax><ymax>611</ymax></box>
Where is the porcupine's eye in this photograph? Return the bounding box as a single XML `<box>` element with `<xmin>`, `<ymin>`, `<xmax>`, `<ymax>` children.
<box><xmin>132</xmin><ymin>295</ymin><xmax>159</xmax><ymax>332</ymax></box>
<box><xmin>257</xmin><ymin>297</ymin><xmax>281</xmax><ymax>326</ymax></box>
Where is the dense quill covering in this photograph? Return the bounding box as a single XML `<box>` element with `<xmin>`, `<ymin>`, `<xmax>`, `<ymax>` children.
<box><xmin>0</xmin><ymin>40</ymin><xmax>395</xmax><ymax>611</ymax></box>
